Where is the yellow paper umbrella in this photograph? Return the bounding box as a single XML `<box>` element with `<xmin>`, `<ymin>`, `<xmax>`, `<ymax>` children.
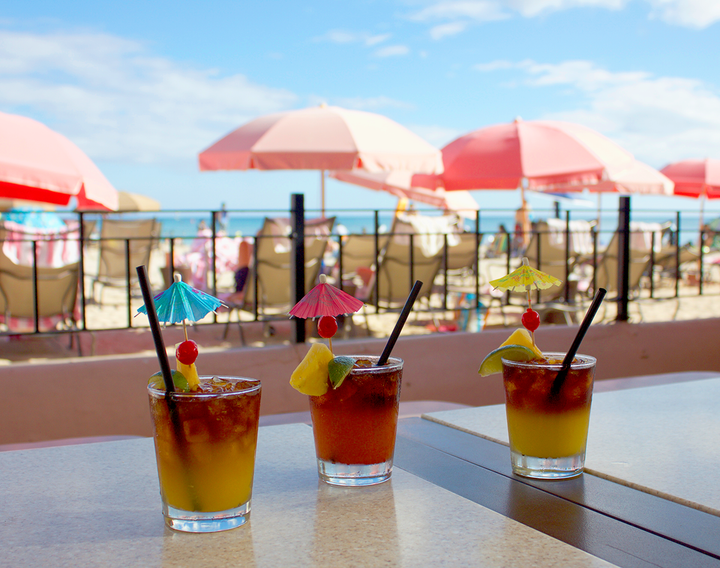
<box><xmin>489</xmin><ymin>257</ymin><xmax>562</xmax><ymax>293</ymax></box>
<box><xmin>490</xmin><ymin>258</ymin><xmax>561</xmax><ymax>347</ymax></box>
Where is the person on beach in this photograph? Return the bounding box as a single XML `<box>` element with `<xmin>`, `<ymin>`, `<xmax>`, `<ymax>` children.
<box><xmin>514</xmin><ymin>203</ymin><xmax>531</xmax><ymax>254</ymax></box>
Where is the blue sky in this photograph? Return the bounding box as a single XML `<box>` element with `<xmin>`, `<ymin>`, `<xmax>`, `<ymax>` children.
<box><xmin>2</xmin><ymin>0</ymin><xmax>719</xmax><ymax>217</ymax></box>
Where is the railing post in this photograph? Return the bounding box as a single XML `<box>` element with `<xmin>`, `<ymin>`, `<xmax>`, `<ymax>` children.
<box><xmin>373</xmin><ymin>210</ymin><xmax>380</xmax><ymax>311</ymax></box>
<box><xmin>210</xmin><ymin>210</ymin><xmax>218</xmax><ymax>322</ymax></box>
<box><xmin>290</xmin><ymin>193</ymin><xmax>306</xmax><ymax>344</ymax></box>
<box><xmin>675</xmin><ymin>212</ymin><xmax>681</xmax><ymax>298</ymax></box>
<box><xmin>32</xmin><ymin>241</ymin><xmax>39</xmax><ymax>333</ymax></box>
<box><xmin>564</xmin><ymin>210</ymin><xmax>571</xmax><ymax>302</ymax></box>
<box><xmin>616</xmin><ymin>196</ymin><xmax>631</xmax><ymax>322</ymax></box>
<box><xmin>474</xmin><ymin>210</ymin><xmax>481</xmax><ymax>313</ymax></box>
<box><xmin>78</xmin><ymin>211</ymin><xmax>87</xmax><ymax>330</ymax></box>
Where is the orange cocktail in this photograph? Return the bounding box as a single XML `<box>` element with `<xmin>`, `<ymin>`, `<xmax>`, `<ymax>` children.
<box><xmin>148</xmin><ymin>376</ymin><xmax>261</xmax><ymax>532</ymax></box>
<box><xmin>502</xmin><ymin>353</ymin><xmax>596</xmax><ymax>479</ymax></box>
<box><xmin>309</xmin><ymin>356</ymin><xmax>402</xmax><ymax>486</ymax></box>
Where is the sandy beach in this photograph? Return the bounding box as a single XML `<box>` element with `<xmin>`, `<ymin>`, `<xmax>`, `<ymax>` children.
<box><xmin>1</xmin><ymin>243</ymin><xmax>718</xmax><ymax>365</ymax></box>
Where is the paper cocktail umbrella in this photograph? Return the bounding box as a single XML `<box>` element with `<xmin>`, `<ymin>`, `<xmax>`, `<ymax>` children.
<box><xmin>489</xmin><ymin>257</ymin><xmax>561</xmax><ymax>345</ymax></box>
<box><xmin>289</xmin><ymin>274</ymin><xmax>364</xmax><ymax>319</ymax></box>
<box><xmin>137</xmin><ymin>274</ymin><xmax>226</xmax><ymax>340</ymax></box>
<box><xmin>289</xmin><ymin>274</ymin><xmax>364</xmax><ymax>351</ymax></box>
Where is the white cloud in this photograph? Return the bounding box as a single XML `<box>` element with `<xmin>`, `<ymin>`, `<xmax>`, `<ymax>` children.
<box><xmin>474</xmin><ymin>59</ymin><xmax>517</xmax><ymax>71</ymax></box>
<box><xmin>407</xmin><ymin>0</ymin><xmax>719</xmax><ymax>34</ymax></box>
<box><xmin>430</xmin><ymin>22</ymin><xmax>468</xmax><ymax>38</ymax></box>
<box><xmin>646</xmin><ymin>0</ymin><xmax>720</xmax><ymax>28</ymax></box>
<box><xmin>0</xmin><ymin>30</ymin><xmax>296</xmax><ymax>165</ymax></box>
<box><xmin>506</xmin><ymin>0</ymin><xmax>625</xmax><ymax>17</ymax></box>
<box><xmin>313</xmin><ymin>29</ymin><xmax>392</xmax><ymax>47</ymax></box>
<box><xmin>488</xmin><ymin>59</ymin><xmax>720</xmax><ymax>165</ymax></box>
<box><xmin>409</xmin><ymin>1</ymin><xmax>510</xmax><ymax>22</ymax></box>
<box><xmin>373</xmin><ymin>45</ymin><xmax>411</xmax><ymax>57</ymax></box>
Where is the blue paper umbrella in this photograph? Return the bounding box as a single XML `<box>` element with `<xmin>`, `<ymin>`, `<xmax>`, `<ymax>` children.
<box><xmin>137</xmin><ymin>275</ymin><xmax>225</xmax><ymax>325</ymax></box>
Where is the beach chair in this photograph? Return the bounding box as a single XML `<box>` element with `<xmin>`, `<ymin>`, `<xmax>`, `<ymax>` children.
<box><xmin>359</xmin><ymin>215</ymin><xmax>446</xmax><ymax>332</ymax></box>
<box><xmin>592</xmin><ymin>225</ymin><xmax>671</xmax><ymax>321</ymax></box>
<box><xmin>91</xmin><ymin>218</ymin><xmax>161</xmax><ymax>304</ymax></box>
<box><xmin>337</xmin><ymin>233</ymin><xmax>390</xmax><ymax>280</ymax></box>
<box><xmin>0</xmin><ymin>247</ymin><xmax>82</xmax><ymax>353</ymax></box>
<box><xmin>223</xmin><ymin>217</ymin><xmax>336</xmax><ymax>341</ymax></box>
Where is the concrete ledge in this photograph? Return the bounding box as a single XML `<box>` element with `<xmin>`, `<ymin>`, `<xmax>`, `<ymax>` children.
<box><xmin>2</xmin><ymin>319</ymin><xmax>719</xmax><ymax>445</ymax></box>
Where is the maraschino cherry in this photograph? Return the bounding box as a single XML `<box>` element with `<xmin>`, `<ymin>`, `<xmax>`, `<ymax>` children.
<box><xmin>176</xmin><ymin>339</ymin><xmax>199</xmax><ymax>365</ymax></box>
<box><xmin>521</xmin><ymin>308</ymin><xmax>540</xmax><ymax>333</ymax></box>
<box><xmin>317</xmin><ymin>315</ymin><xmax>338</xmax><ymax>338</ymax></box>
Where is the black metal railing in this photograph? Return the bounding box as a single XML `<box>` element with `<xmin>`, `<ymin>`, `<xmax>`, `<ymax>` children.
<box><xmin>0</xmin><ymin>195</ymin><xmax>717</xmax><ymax>346</ymax></box>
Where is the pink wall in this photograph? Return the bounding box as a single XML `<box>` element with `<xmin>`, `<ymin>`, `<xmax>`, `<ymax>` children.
<box><xmin>2</xmin><ymin>318</ymin><xmax>719</xmax><ymax>445</ymax></box>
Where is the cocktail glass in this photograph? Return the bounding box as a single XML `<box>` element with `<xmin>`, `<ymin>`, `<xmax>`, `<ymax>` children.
<box><xmin>147</xmin><ymin>376</ymin><xmax>261</xmax><ymax>532</ymax></box>
<box><xmin>501</xmin><ymin>353</ymin><xmax>596</xmax><ymax>479</ymax></box>
<box><xmin>309</xmin><ymin>355</ymin><xmax>403</xmax><ymax>486</ymax></box>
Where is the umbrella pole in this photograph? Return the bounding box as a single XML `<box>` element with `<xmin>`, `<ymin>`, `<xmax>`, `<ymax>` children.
<box><xmin>183</xmin><ymin>320</ymin><xmax>188</xmax><ymax>342</ymax></box>
<box><xmin>321</xmin><ymin>170</ymin><xmax>326</xmax><ymax>218</ymax></box>
<box><xmin>699</xmin><ymin>189</ymin><xmax>707</xmax><ymax>249</ymax></box>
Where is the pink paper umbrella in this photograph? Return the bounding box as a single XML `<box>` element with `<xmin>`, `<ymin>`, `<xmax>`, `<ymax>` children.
<box><xmin>289</xmin><ymin>275</ymin><xmax>364</xmax><ymax>319</ymax></box>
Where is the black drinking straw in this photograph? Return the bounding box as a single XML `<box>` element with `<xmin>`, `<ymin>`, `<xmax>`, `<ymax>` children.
<box><xmin>136</xmin><ymin>265</ymin><xmax>174</xmax><ymax>394</ymax></box>
<box><xmin>549</xmin><ymin>287</ymin><xmax>607</xmax><ymax>397</ymax></box>
<box><xmin>377</xmin><ymin>280</ymin><xmax>423</xmax><ymax>366</ymax></box>
<box><xmin>137</xmin><ymin>265</ymin><xmax>200</xmax><ymax>509</ymax></box>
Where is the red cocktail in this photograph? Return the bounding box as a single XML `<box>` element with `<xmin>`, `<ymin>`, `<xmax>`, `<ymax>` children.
<box><xmin>309</xmin><ymin>356</ymin><xmax>403</xmax><ymax>486</ymax></box>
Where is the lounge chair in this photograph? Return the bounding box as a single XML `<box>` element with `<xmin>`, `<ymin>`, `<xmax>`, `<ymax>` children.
<box><xmin>91</xmin><ymin>218</ymin><xmax>161</xmax><ymax>304</ymax></box>
<box><xmin>337</xmin><ymin>233</ymin><xmax>389</xmax><ymax>281</ymax></box>
<box><xmin>223</xmin><ymin>217</ymin><xmax>336</xmax><ymax>341</ymax></box>
<box><xmin>358</xmin><ymin>215</ymin><xmax>446</xmax><ymax>332</ymax></box>
<box><xmin>0</xmin><ymin>247</ymin><xmax>81</xmax><ymax>353</ymax></box>
<box><xmin>592</xmin><ymin>225</ymin><xmax>675</xmax><ymax>321</ymax></box>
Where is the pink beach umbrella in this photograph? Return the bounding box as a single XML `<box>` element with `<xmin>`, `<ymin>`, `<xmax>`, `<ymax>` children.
<box><xmin>198</xmin><ymin>105</ymin><xmax>443</xmax><ymax>214</ymax></box>
<box><xmin>0</xmin><ymin>111</ymin><xmax>118</xmax><ymax>211</ymax></box>
<box><xmin>329</xmin><ymin>169</ymin><xmax>479</xmax><ymax>219</ymax></box>
<box><xmin>410</xmin><ymin>118</ymin><xmax>658</xmax><ymax>237</ymax></box>
<box><xmin>661</xmin><ymin>158</ymin><xmax>720</xmax><ymax>244</ymax></box>
<box><xmin>413</xmin><ymin>118</ymin><xmax>637</xmax><ymax>194</ymax></box>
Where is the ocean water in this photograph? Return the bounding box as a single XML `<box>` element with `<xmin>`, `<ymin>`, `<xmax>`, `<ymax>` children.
<box><xmin>151</xmin><ymin>208</ymin><xmax>707</xmax><ymax>248</ymax></box>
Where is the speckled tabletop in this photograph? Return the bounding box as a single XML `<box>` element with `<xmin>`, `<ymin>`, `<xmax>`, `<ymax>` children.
<box><xmin>424</xmin><ymin>376</ymin><xmax>720</xmax><ymax>518</ymax></box>
<box><xmin>0</xmin><ymin>423</ymin><xmax>617</xmax><ymax>567</ymax></box>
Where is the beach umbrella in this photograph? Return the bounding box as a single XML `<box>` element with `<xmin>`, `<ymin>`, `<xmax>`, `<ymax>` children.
<box><xmin>414</xmin><ymin>118</ymin><xmax>636</xmax><ymax>193</ymax></box>
<box><xmin>117</xmin><ymin>191</ymin><xmax>161</xmax><ymax>212</ymax></box>
<box><xmin>328</xmin><ymin>170</ymin><xmax>479</xmax><ymax>219</ymax></box>
<box><xmin>412</xmin><ymin>118</ymin><xmax>659</xmax><ymax>239</ymax></box>
<box><xmin>536</xmin><ymin>159</ymin><xmax>674</xmax><ymax>231</ymax></box>
<box><xmin>660</xmin><ymin>159</ymin><xmax>720</xmax><ymax>240</ymax></box>
<box><xmin>0</xmin><ymin>111</ymin><xmax>118</xmax><ymax>211</ymax></box>
<box><xmin>198</xmin><ymin>104</ymin><xmax>443</xmax><ymax>215</ymax></box>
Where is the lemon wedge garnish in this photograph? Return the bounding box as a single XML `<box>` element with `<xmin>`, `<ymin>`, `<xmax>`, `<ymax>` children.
<box><xmin>500</xmin><ymin>328</ymin><xmax>543</xmax><ymax>359</ymax></box>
